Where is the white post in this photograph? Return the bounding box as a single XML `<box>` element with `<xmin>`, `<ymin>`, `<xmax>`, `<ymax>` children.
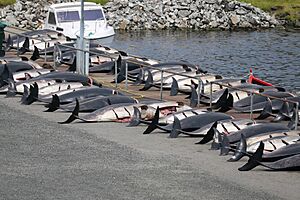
<box><xmin>210</xmin><ymin>82</ymin><xmax>213</xmax><ymax>109</ymax></box>
<box><xmin>295</xmin><ymin>103</ymin><xmax>299</xmax><ymax>131</ymax></box>
<box><xmin>197</xmin><ymin>78</ymin><xmax>201</xmax><ymax>107</ymax></box>
<box><xmin>160</xmin><ymin>70</ymin><xmax>164</xmax><ymax>100</ymax></box>
<box><xmin>16</xmin><ymin>36</ymin><xmax>19</xmax><ymax>57</ymax></box>
<box><xmin>84</xmin><ymin>39</ymin><xmax>89</xmax><ymax>76</ymax></box>
<box><xmin>76</xmin><ymin>39</ymin><xmax>81</xmax><ymax>73</ymax></box>
<box><xmin>44</xmin><ymin>40</ymin><xmax>47</xmax><ymax>63</ymax></box>
<box><xmin>250</xmin><ymin>91</ymin><xmax>253</xmax><ymax>120</ymax></box>
<box><xmin>125</xmin><ymin>62</ymin><xmax>128</xmax><ymax>90</ymax></box>
<box><xmin>115</xmin><ymin>60</ymin><xmax>118</xmax><ymax>89</ymax></box>
<box><xmin>78</xmin><ymin>0</ymin><xmax>85</xmax><ymax>75</ymax></box>
<box><xmin>53</xmin><ymin>43</ymin><xmax>56</xmax><ymax>69</ymax></box>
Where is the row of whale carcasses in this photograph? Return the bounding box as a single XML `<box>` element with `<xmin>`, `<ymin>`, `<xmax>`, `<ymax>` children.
<box><xmin>1</xmin><ymin>29</ymin><xmax>300</xmax><ymax>171</ymax></box>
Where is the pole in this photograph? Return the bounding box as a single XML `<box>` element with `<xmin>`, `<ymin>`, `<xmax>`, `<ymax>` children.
<box><xmin>53</xmin><ymin>43</ymin><xmax>56</xmax><ymax>69</ymax></box>
<box><xmin>84</xmin><ymin>51</ymin><xmax>86</xmax><ymax>74</ymax></box>
<box><xmin>16</xmin><ymin>36</ymin><xmax>19</xmax><ymax>57</ymax></box>
<box><xmin>295</xmin><ymin>103</ymin><xmax>299</xmax><ymax>131</ymax></box>
<box><xmin>115</xmin><ymin>60</ymin><xmax>118</xmax><ymax>89</ymax></box>
<box><xmin>44</xmin><ymin>40</ymin><xmax>47</xmax><ymax>63</ymax></box>
<box><xmin>197</xmin><ymin>78</ymin><xmax>201</xmax><ymax>107</ymax></box>
<box><xmin>250</xmin><ymin>91</ymin><xmax>253</xmax><ymax>120</ymax></box>
<box><xmin>125</xmin><ymin>62</ymin><xmax>128</xmax><ymax>90</ymax></box>
<box><xmin>84</xmin><ymin>39</ymin><xmax>89</xmax><ymax>76</ymax></box>
<box><xmin>79</xmin><ymin>0</ymin><xmax>84</xmax><ymax>75</ymax></box>
<box><xmin>210</xmin><ymin>82</ymin><xmax>213</xmax><ymax>109</ymax></box>
<box><xmin>160</xmin><ymin>70</ymin><xmax>164</xmax><ymax>100</ymax></box>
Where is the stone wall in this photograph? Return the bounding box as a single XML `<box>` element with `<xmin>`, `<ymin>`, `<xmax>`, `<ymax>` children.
<box><xmin>0</xmin><ymin>0</ymin><xmax>278</xmax><ymax>30</ymax></box>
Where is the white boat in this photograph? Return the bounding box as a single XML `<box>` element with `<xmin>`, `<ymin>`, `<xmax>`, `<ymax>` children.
<box><xmin>43</xmin><ymin>2</ymin><xmax>115</xmax><ymax>40</ymax></box>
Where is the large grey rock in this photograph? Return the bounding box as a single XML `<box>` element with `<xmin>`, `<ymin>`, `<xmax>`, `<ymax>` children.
<box><xmin>14</xmin><ymin>2</ymin><xmax>23</xmax><ymax>12</ymax></box>
<box><xmin>226</xmin><ymin>1</ymin><xmax>236</xmax><ymax>11</ymax></box>
<box><xmin>119</xmin><ymin>19</ymin><xmax>130</xmax><ymax>30</ymax></box>
<box><xmin>205</xmin><ymin>0</ymin><xmax>217</xmax><ymax>4</ymax></box>
<box><xmin>5</xmin><ymin>14</ymin><xmax>19</xmax><ymax>25</ymax></box>
<box><xmin>230</xmin><ymin>14</ymin><xmax>240</xmax><ymax>25</ymax></box>
<box><xmin>177</xmin><ymin>18</ymin><xmax>188</xmax><ymax>28</ymax></box>
<box><xmin>153</xmin><ymin>8</ymin><xmax>162</xmax><ymax>16</ymax></box>
<box><xmin>219</xmin><ymin>21</ymin><xmax>230</xmax><ymax>29</ymax></box>
<box><xmin>178</xmin><ymin>10</ymin><xmax>191</xmax><ymax>18</ymax></box>
<box><xmin>239</xmin><ymin>21</ymin><xmax>252</xmax><ymax>28</ymax></box>
<box><xmin>209</xmin><ymin>21</ymin><xmax>219</xmax><ymax>28</ymax></box>
<box><xmin>132</xmin><ymin>15</ymin><xmax>140</xmax><ymax>22</ymax></box>
<box><xmin>236</xmin><ymin>7</ymin><xmax>249</xmax><ymax>15</ymax></box>
<box><xmin>247</xmin><ymin>15</ymin><xmax>260</xmax><ymax>26</ymax></box>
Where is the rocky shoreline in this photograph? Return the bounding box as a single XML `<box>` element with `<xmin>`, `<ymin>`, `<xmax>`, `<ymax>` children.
<box><xmin>0</xmin><ymin>0</ymin><xmax>280</xmax><ymax>30</ymax></box>
<box><xmin>105</xmin><ymin>0</ymin><xmax>279</xmax><ymax>30</ymax></box>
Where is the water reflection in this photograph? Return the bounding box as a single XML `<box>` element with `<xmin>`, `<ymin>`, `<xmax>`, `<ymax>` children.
<box><xmin>110</xmin><ymin>30</ymin><xmax>300</xmax><ymax>92</ymax></box>
<box><xmin>91</xmin><ymin>35</ymin><xmax>115</xmax><ymax>46</ymax></box>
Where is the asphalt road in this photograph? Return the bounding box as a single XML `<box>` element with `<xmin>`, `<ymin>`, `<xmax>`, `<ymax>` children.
<box><xmin>0</xmin><ymin>95</ymin><xmax>299</xmax><ymax>200</ymax></box>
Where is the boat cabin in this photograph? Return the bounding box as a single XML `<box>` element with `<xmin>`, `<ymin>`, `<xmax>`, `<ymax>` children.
<box><xmin>44</xmin><ymin>2</ymin><xmax>115</xmax><ymax>40</ymax></box>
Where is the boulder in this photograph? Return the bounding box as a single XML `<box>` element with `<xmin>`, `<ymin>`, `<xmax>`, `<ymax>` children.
<box><xmin>236</xmin><ymin>7</ymin><xmax>249</xmax><ymax>15</ymax></box>
<box><xmin>5</xmin><ymin>14</ymin><xmax>19</xmax><ymax>25</ymax></box>
<box><xmin>239</xmin><ymin>21</ymin><xmax>252</xmax><ymax>28</ymax></box>
<box><xmin>119</xmin><ymin>19</ymin><xmax>130</xmax><ymax>30</ymax></box>
<box><xmin>230</xmin><ymin>14</ymin><xmax>240</xmax><ymax>25</ymax></box>
<box><xmin>178</xmin><ymin>10</ymin><xmax>191</xmax><ymax>18</ymax></box>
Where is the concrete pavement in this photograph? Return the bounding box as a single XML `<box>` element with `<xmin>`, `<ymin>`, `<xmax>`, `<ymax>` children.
<box><xmin>0</xmin><ymin>95</ymin><xmax>299</xmax><ymax>200</ymax></box>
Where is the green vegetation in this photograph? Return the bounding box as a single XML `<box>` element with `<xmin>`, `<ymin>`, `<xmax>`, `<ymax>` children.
<box><xmin>0</xmin><ymin>0</ymin><xmax>16</xmax><ymax>7</ymax></box>
<box><xmin>240</xmin><ymin>0</ymin><xmax>300</xmax><ymax>23</ymax></box>
<box><xmin>86</xmin><ymin>0</ymin><xmax>109</xmax><ymax>5</ymax></box>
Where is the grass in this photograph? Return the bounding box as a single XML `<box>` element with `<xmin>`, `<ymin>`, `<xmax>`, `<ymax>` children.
<box><xmin>240</xmin><ymin>0</ymin><xmax>300</xmax><ymax>23</ymax></box>
<box><xmin>85</xmin><ymin>0</ymin><xmax>109</xmax><ymax>5</ymax></box>
<box><xmin>0</xmin><ymin>0</ymin><xmax>15</xmax><ymax>7</ymax></box>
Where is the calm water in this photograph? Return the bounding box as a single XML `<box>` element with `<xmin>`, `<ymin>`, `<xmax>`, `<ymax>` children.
<box><xmin>109</xmin><ymin>30</ymin><xmax>300</xmax><ymax>93</ymax></box>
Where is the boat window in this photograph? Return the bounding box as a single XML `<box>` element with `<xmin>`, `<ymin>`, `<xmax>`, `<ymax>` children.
<box><xmin>57</xmin><ymin>11</ymin><xmax>80</xmax><ymax>22</ymax></box>
<box><xmin>83</xmin><ymin>9</ymin><xmax>104</xmax><ymax>21</ymax></box>
<box><xmin>48</xmin><ymin>12</ymin><xmax>56</xmax><ymax>25</ymax></box>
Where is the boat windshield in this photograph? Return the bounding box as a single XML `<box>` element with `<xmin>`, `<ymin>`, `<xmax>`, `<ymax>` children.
<box><xmin>84</xmin><ymin>9</ymin><xmax>104</xmax><ymax>21</ymax></box>
<box><xmin>57</xmin><ymin>11</ymin><xmax>80</xmax><ymax>22</ymax></box>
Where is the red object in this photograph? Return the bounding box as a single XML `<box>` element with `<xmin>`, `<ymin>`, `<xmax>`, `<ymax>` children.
<box><xmin>248</xmin><ymin>68</ymin><xmax>273</xmax><ymax>86</ymax></box>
